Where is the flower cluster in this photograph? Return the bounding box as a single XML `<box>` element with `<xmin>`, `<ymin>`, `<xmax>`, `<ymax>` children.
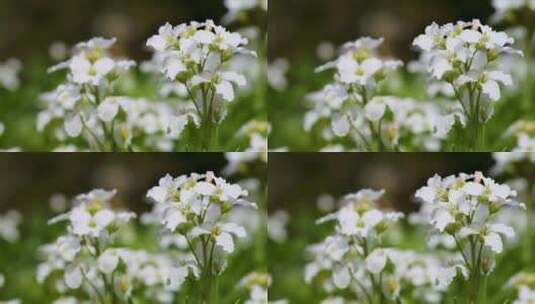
<box><xmin>146</xmin><ymin>171</ymin><xmax>257</xmax><ymax>302</ymax></box>
<box><xmin>146</xmin><ymin>172</ymin><xmax>255</xmax><ymax>253</ymax></box>
<box><xmin>0</xmin><ymin>58</ymin><xmax>22</xmax><ymax>91</ymax></box>
<box><xmin>146</xmin><ymin>20</ymin><xmax>256</xmax><ymax>150</ymax></box>
<box><xmin>38</xmin><ymin>92</ymin><xmax>192</xmax><ymax>151</ymax></box>
<box><xmin>37</xmin><ymin>38</ymin><xmax>178</xmax><ymax>151</ymax></box>
<box><xmin>316</xmin><ymin>37</ymin><xmax>402</xmax><ymax>89</ymax></box>
<box><xmin>304</xmin><ymin>91</ymin><xmax>455</xmax><ymax>151</ymax></box>
<box><xmin>413</xmin><ymin>20</ymin><xmax>521</xmax><ymax>146</ymax></box>
<box><xmin>415</xmin><ymin>171</ymin><xmax>526</xmax><ymax>301</ymax></box>
<box><xmin>36</xmin><ymin>189</ymin><xmax>169</xmax><ymax>303</ymax></box>
<box><xmin>306</xmin><ymin>37</ymin><xmax>460</xmax><ymax>151</ymax></box>
<box><xmin>305</xmin><ymin>189</ymin><xmax>424</xmax><ymax>302</ymax></box>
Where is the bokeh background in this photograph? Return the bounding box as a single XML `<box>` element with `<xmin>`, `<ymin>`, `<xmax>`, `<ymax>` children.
<box><xmin>0</xmin><ymin>153</ymin><xmax>227</xmax><ymax>214</ymax></box>
<box><xmin>269</xmin><ymin>153</ymin><xmax>495</xmax><ymax>213</ymax></box>
<box><xmin>0</xmin><ymin>0</ymin><xmax>227</xmax><ymax>60</ymax></box>
<box><xmin>269</xmin><ymin>0</ymin><xmax>494</xmax><ymax>61</ymax></box>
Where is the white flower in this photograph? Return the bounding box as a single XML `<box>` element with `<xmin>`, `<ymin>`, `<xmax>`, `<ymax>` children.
<box><xmin>190</xmin><ymin>222</ymin><xmax>246</xmax><ymax>253</ymax></box>
<box><xmin>413</xmin><ymin>20</ymin><xmax>521</xmax><ymax>122</ymax></box>
<box><xmin>146</xmin><ymin>23</ymin><xmax>181</xmax><ymax>52</ymax></box>
<box><xmin>70</xmin><ymin>55</ymin><xmax>115</xmax><ymax>86</ymax></box>
<box><xmin>49</xmin><ymin>189</ymin><xmax>135</xmax><ymax>238</ymax></box>
<box><xmin>416</xmin><ymin>171</ymin><xmax>524</xmax><ymax>278</ymax></box>
<box><xmin>318</xmin><ymin>37</ymin><xmax>402</xmax><ymax>88</ymax></box>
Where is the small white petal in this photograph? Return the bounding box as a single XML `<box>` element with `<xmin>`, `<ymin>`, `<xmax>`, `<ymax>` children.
<box><xmin>221</xmin><ymin>223</ymin><xmax>246</xmax><ymax>238</ymax></box>
<box><xmin>482</xmin><ymin>79</ymin><xmax>501</xmax><ymax>101</ymax></box>
<box><xmin>94</xmin><ymin>210</ymin><xmax>115</xmax><ymax>228</ymax></box>
<box><xmin>65</xmin><ymin>115</ymin><xmax>83</xmax><ymax>137</ymax></box>
<box><xmin>332</xmin><ymin>267</ymin><xmax>351</xmax><ymax>289</ymax></box>
<box><xmin>484</xmin><ymin>232</ymin><xmax>503</xmax><ymax>253</ymax></box>
<box><xmin>97</xmin><ymin>99</ymin><xmax>119</xmax><ymax>122</ymax></box>
<box><xmin>64</xmin><ymin>267</ymin><xmax>83</xmax><ymax>289</ymax></box>
<box><xmin>194</xmin><ymin>182</ymin><xmax>216</xmax><ymax>195</ymax></box>
<box><xmin>366</xmin><ymin>249</ymin><xmax>387</xmax><ymax>274</ymax></box>
<box><xmin>331</xmin><ymin>114</ymin><xmax>350</xmax><ymax>137</ymax></box>
<box><xmin>216</xmin><ymin>232</ymin><xmax>234</xmax><ymax>253</ymax></box>
<box><xmin>460</xmin><ymin>30</ymin><xmax>482</xmax><ymax>43</ymax></box>
<box><xmin>216</xmin><ymin>80</ymin><xmax>235</xmax><ymax>101</ymax></box>
<box><xmin>98</xmin><ymin>250</ymin><xmax>119</xmax><ymax>274</ymax></box>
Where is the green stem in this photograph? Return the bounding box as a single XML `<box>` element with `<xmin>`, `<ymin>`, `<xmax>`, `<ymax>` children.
<box><xmin>477</xmin><ymin>274</ymin><xmax>487</xmax><ymax>304</ymax></box>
